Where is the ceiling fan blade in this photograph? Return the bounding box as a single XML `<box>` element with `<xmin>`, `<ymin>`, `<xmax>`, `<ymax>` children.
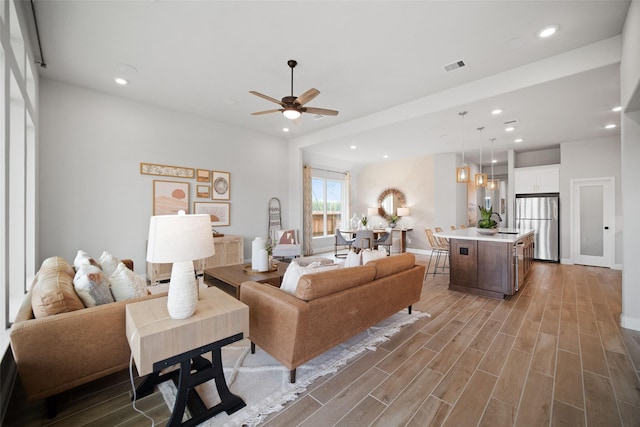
<box><xmin>251</xmin><ymin>109</ymin><xmax>282</xmax><ymax>116</ymax></box>
<box><xmin>249</xmin><ymin>91</ymin><xmax>284</xmax><ymax>106</ymax></box>
<box><xmin>304</xmin><ymin>107</ymin><xmax>339</xmax><ymax>116</ymax></box>
<box><xmin>295</xmin><ymin>88</ymin><xmax>320</xmax><ymax>106</ymax></box>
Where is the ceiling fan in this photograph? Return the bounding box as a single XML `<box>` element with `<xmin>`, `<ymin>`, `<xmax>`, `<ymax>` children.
<box><xmin>250</xmin><ymin>60</ymin><xmax>339</xmax><ymax>120</ymax></box>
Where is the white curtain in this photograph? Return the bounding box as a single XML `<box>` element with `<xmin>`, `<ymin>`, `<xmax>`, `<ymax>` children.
<box><xmin>302</xmin><ymin>165</ymin><xmax>314</xmax><ymax>256</ymax></box>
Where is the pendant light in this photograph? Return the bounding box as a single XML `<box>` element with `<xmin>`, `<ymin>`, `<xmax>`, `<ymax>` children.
<box><xmin>474</xmin><ymin>126</ymin><xmax>487</xmax><ymax>188</ymax></box>
<box><xmin>487</xmin><ymin>137</ymin><xmax>499</xmax><ymax>191</ymax></box>
<box><xmin>456</xmin><ymin>111</ymin><xmax>470</xmax><ymax>183</ymax></box>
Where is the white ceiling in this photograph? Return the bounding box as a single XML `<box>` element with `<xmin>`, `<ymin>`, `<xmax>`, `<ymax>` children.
<box><xmin>32</xmin><ymin>0</ymin><xmax>630</xmax><ymax>166</ymax></box>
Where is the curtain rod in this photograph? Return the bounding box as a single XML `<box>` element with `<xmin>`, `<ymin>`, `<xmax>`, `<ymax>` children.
<box><xmin>310</xmin><ymin>166</ymin><xmax>348</xmax><ymax>175</ymax></box>
<box><xmin>30</xmin><ymin>0</ymin><xmax>47</xmax><ymax>68</ymax></box>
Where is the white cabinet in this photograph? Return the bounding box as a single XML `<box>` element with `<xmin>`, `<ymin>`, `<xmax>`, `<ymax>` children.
<box><xmin>514</xmin><ymin>165</ymin><xmax>559</xmax><ymax>194</ymax></box>
<box><xmin>146</xmin><ymin>235</ymin><xmax>244</xmax><ymax>284</ymax></box>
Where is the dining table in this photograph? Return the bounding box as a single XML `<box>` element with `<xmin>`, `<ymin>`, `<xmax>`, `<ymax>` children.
<box><xmin>341</xmin><ymin>228</ymin><xmax>413</xmax><ymax>253</ymax></box>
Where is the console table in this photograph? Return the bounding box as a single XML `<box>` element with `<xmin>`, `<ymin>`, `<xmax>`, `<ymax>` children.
<box><xmin>126</xmin><ymin>287</ymin><xmax>249</xmax><ymax>426</ymax></box>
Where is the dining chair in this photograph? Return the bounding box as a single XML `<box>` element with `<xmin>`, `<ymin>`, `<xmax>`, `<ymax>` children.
<box><xmin>434</xmin><ymin>227</ymin><xmax>450</xmax><ymax>248</ymax></box>
<box><xmin>334</xmin><ymin>229</ymin><xmax>355</xmax><ymax>258</ymax></box>
<box><xmin>425</xmin><ymin>228</ymin><xmax>449</xmax><ymax>278</ymax></box>
<box><xmin>352</xmin><ymin>230</ymin><xmax>374</xmax><ymax>253</ymax></box>
<box><xmin>373</xmin><ymin>228</ymin><xmax>392</xmax><ymax>256</ymax></box>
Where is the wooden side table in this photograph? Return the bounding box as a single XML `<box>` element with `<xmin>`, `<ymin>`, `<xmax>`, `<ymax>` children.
<box><xmin>126</xmin><ymin>287</ymin><xmax>249</xmax><ymax>427</ymax></box>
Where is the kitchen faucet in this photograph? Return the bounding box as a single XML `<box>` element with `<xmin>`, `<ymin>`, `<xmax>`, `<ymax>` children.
<box><xmin>492</xmin><ymin>212</ymin><xmax>503</xmax><ymax>222</ymax></box>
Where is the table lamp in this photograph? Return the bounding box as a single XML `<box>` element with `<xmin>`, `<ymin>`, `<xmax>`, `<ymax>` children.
<box><xmin>146</xmin><ymin>211</ymin><xmax>215</xmax><ymax>319</ymax></box>
<box><xmin>397</xmin><ymin>207</ymin><xmax>411</xmax><ymax>228</ymax></box>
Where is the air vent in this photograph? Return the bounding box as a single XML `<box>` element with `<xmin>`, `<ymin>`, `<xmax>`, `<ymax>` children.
<box><xmin>504</xmin><ymin>119</ymin><xmax>519</xmax><ymax>126</ymax></box>
<box><xmin>443</xmin><ymin>60</ymin><xmax>466</xmax><ymax>72</ymax></box>
<box><xmin>313</xmin><ymin>114</ymin><xmax>325</xmax><ymax>120</ymax></box>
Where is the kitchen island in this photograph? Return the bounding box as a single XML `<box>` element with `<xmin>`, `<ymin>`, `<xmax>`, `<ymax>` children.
<box><xmin>435</xmin><ymin>228</ymin><xmax>535</xmax><ymax>299</ymax></box>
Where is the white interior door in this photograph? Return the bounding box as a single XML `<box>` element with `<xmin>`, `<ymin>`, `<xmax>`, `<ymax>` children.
<box><xmin>571</xmin><ymin>178</ymin><xmax>614</xmax><ymax>267</ymax></box>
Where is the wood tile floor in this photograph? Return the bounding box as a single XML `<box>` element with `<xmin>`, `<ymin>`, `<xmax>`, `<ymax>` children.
<box><xmin>4</xmin><ymin>256</ymin><xmax>640</xmax><ymax>426</ymax></box>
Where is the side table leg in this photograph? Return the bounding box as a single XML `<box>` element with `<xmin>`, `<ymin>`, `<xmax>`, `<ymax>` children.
<box><xmin>211</xmin><ymin>348</ymin><xmax>246</xmax><ymax>415</ymax></box>
<box><xmin>166</xmin><ymin>359</ymin><xmax>192</xmax><ymax>427</ymax></box>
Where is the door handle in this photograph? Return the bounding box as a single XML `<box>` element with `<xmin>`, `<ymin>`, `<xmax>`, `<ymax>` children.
<box><xmin>604</xmin><ymin>226</ymin><xmax>609</xmax><ymax>230</ymax></box>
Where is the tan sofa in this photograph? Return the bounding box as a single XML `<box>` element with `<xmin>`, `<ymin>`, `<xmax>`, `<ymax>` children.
<box><xmin>9</xmin><ymin>256</ymin><xmax>166</xmax><ymax>414</ymax></box>
<box><xmin>239</xmin><ymin>253</ymin><xmax>425</xmax><ymax>382</ymax></box>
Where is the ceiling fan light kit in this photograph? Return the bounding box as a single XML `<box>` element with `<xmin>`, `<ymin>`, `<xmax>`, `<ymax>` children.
<box><xmin>250</xmin><ymin>59</ymin><xmax>339</xmax><ymax>121</ymax></box>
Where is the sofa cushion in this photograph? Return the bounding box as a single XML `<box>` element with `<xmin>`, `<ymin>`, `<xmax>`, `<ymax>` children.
<box><xmin>109</xmin><ymin>262</ymin><xmax>149</xmax><ymax>301</ymax></box>
<box><xmin>280</xmin><ymin>261</ymin><xmax>340</xmax><ymax>295</ymax></box>
<box><xmin>345</xmin><ymin>250</ymin><xmax>361</xmax><ymax>267</ymax></box>
<box><xmin>31</xmin><ymin>257</ymin><xmax>85</xmax><ymax>318</ymax></box>
<box><xmin>295</xmin><ymin>265</ymin><xmax>376</xmax><ymax>301</ymax></box>
<box><xmin>98</xmin><ymin>251</ymin><xmax>120</xmax><ymax>277</ymax></box>
<box><xmin>73</xmin><ymin>249</ymin><xmax>98</xmax><ymax>270</ymax></box>
<box><xmin>362</xmin><ymin>248</ymin><xmax>387</xmax><ymax>264</ymax></box>
<box><xmin>73</xmin><ymin>265</ymin><xmax>115</xmax><ymax>307</ymax></box>
<box><xmin>367</xmin><ymin>253</ymin><xmax>416</xmax><ymax>280</ymax></box>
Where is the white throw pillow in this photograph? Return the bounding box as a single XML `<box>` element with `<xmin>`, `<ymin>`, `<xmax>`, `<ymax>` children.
<box><xmin>73</xmin><ymin>249</ymin><xmax>97</xmax><ymax>270</ymax></box>
<box><xmin>109</xmin><ymin>262</ymin><xmax>148</xmax><ymax>301</ymax></box>
<box><xmin>345</xmin><ymin>250</ymin><xmax>362</xmax><ymax>267</ymax></box>
<box><xmin>280</xmin><ymin>261</ymin><xmax>340</xmax><ymax>295</ymax></box>
<box><xmin>97</xmin><ymin>251</ymin><xmax>120</xmax><ymax>277</ymax></box>
<box><xmin>362</xmin><ymin>248</ymin><xmax>388</xmax><ymax>264</ymax></box>
<box><xmin>73</xmin><ymin>264</ymin><xmax>114</xmax><ymax>307</ymax></box>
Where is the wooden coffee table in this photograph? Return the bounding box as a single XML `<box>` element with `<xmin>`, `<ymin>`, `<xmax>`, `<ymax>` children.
<box><xmin>203</xmin><ymin>262</ymin><xmax>287</xmax><ymax>298</ymax></box>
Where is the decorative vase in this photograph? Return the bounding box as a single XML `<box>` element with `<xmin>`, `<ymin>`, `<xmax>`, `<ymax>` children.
<box><xmin>388</xmin><ymin>222</ymin><xmax>397</xmax><ymax>228</ymax></box>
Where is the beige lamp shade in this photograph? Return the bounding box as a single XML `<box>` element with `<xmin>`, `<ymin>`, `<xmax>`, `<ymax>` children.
<box><xmin>367</xmin><ymin>207</ymin><xmax>378</xmax><ymax>216</ymax></box>
<box><xmin>397</xmin><ymin>207</ymin><xmax>410</xmax><ymax>217</ymax></box>
<box><xmin>146</xmin><ymin>213</ymin><xmax>214</xmax><ymax>263</ymax></box>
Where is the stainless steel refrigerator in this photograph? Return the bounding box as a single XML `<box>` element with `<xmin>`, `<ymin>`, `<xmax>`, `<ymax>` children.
<box><xmin>515</xmin><ymin>194</ymin><xmax>559</xmax><ymax>262</ymax></box>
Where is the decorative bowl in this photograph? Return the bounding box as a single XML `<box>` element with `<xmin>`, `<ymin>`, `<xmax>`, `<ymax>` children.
<box><xmin>477</xmin><ymin>228</ymin><xmax>499</xmax><ymax>235</ymax></box>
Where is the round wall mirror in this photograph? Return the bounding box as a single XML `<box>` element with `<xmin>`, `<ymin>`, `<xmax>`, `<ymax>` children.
<box><xmin>377</xmin><ymin>188</ymin><xmax>406</xmax><ymax>220</ymax></box>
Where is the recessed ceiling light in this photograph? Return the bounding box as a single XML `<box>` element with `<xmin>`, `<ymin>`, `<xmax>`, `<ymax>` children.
<box><xmin>505</xmin><ymin>127</ymin><xmax>515</xmax><ymax>132</ymax></box>
<box><xmin>491</xmin><ymin>109</ymin><xmax>503</xmax><ymax>115</ymax></box>
<box><xmin>604</xmin><ymin>124</ymin><xmax>617</xmax><ymax>129</ymax></box>
<box><xmin>492</xmin><ymin>159</ymin><xmax>498</xmax><ymax>163</ymax></box>
<box><xmin>114</xmin><ymin>77</ymin><xmax>128</xmax><ymax>85</ymax></box>
<box><xmin>383</xmin><ymin>154</ymin><xmax>389</xmax><ymax>159</ymax></box>
<box><xmin>537</xmin><ymin>25</ymin><xmax>558</xmax><ymax>38</ymax></box>
<box><xmin>349</xmin><ymin>145</ymin><xmax>357</xmax><ymax>150</ymax></box>
<box><xmin>612</xmin><ymin>106</ymin><xmax>622</xmax><ymax>112</ymax></box>
<box><xmin>514</xmin><ymin>138</ymin><xmax>523</xmax><ymax>143</ymax></box>
<box><xmin>282</xmin><ymin>127</ymin><xmax>290</xmax><ymax>132</ymax></box>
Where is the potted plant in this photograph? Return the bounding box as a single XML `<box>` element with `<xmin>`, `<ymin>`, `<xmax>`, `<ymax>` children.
<box><xmin>360</xmin><ymin>215</ymin><xmax>369</xmax><ymax>229</ymax></box>
<box><xmin>477</xmin><ymin>205</ymin><xmax>498</xmax><ymax>235</ymax></box>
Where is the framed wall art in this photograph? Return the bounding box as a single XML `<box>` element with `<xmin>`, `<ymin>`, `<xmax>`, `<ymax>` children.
<box><xmin>196</xmin><ymin>169</ymin><xmax>211</xmax><ymax>182</ymax></box>
<box><xmin>153</xmin><ymin>180</ymin><xmax>190</xmax><ymax>215</ymax></box>
<box><xmin>141</xmin><ymin>162</ymin><xmax>195</xmax><ymax>179</ymax></box>
<box><xmin>196</xmin><ymin>185</ymin><xmax>211</xmax><ymax>198</ymax></box>
<box><xmin>194</xmin><ymin>202</ymin><xmax>230</xmax><ymax>227</ymax></box>
<box><xmin>212</xmin><ymin>170</ymin><xmax>230</xmax><ymax>200</ymax></box>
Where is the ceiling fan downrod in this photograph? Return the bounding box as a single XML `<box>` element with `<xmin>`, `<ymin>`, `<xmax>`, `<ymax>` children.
<box><xmin>288</xmin><ymin>59</ymin><xmax>297</xmax><ymax>98</ymax></box>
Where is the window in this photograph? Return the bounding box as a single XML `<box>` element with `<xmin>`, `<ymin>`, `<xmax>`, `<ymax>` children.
<box><xmin>311</xmin><ymin>176</ymin><xmax>344</xmax><ymax>238</ymax></box>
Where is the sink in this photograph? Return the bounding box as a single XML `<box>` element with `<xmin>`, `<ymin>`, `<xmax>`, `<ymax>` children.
<box><xmin>498</xmin><ymin>229</ymin><xmax>519</xmax><ymax>234</ymax></box>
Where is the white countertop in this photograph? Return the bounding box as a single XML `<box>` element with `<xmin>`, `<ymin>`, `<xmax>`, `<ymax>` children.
<box><xmin>435</xmin><ymin>227</ymin><xmax>534</xmax><ymax>243</ymax></box>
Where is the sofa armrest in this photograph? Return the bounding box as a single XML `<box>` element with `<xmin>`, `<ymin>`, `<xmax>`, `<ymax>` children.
<box><xmin>239</xmin><ymin>281</ymin><xmax>310</xmax><ymax>370</ymax></box>
<box><xmin>10</xmin><ymin>292</ymin><xmax>165</xmax><ymax>401</ymax></box>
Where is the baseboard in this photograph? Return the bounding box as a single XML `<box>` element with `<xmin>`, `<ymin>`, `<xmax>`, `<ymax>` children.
<box><xmin>1</xmin><ymin>347</ymin><xmax>18</xmax><ymax>426</ymax></box>
<box><xmin>612</xmin><ymin>263</ymin><xmax>623</xmax><ymax>270</ymax></box>
<box><xmin>620</xmin><ymin>314</ymin><xmax>640</xmax><ymax>332</ymax></box>
<box><xmin>406</xmin><ymin>248</ymin><xmax>430</xmax><ymax>255</ymax></box>
<box><xmin>560</xmin><ymin>258</ymin><xmax>573</xmax><ymax>265</ymax></box>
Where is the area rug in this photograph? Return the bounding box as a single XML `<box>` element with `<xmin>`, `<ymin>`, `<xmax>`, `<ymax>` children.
<box><xmin>158</xmin><ymin>310</ymin><xmax>430</xmax><ymax>426</ymax></box>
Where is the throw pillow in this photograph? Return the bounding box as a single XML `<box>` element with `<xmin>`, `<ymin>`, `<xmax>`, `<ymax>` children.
<box><xmin>278</xmin><ymin>229</ymin><xmax>297</xmax><ymax>245</ymax></box>
<box><xmin>31</xmin><ymin>257</ymin><xmax>85</xmax><ymax>318</ymax></box>
<box><xmin>345</xmin><ymin>250</ymin><xmax>362</xmax><ymax>267</ymax></box>
<box><xmin>279</xmin><ymin>261</ymin><xmax>340</xmax><ymax>295</ymax></box>
<box><xmin>109</xmin><ymin>262</ymin><xmax>149</xmax><ymax>301</ymax></box>
<box><xmin>73</xmin><ymin>249</ymin><xmax>98</xmax><ymax>270</ymax></box>
<box><xmin>362</xmin><ymin>248</ymin><xmax>387</xmax><ymax>264</ymax></box>
<box><xmin>73</xmin><ymin>265</ymin><xmax>114</xmax><ymax>307</ymax></box>
<box><xmin>97</xmin><ymin>251</ymin><xmax>120</xmax><ymax>277</ymax></box>
<box><xmin>295</xmin><ymin>256</ymin><xmax>335</xmax><ymax>267</ymax></box>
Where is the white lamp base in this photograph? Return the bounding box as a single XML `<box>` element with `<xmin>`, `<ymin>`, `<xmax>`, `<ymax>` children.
<box><xmin>167</xmin><ymin>261</ymin><xmax>198</xmax><ymax>319</ymax></box>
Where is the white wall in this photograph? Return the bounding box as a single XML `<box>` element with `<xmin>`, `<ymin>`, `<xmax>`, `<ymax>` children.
<box><xmin>620</xmin><ymin>0</ymin><xmax>640</xmax><ymax>331</ymax></box>
<box><xmin>39</xmin><ymin>79</ymin><xmax>289</xmax><ymax>272</ymax></box>
<box><xmin>559</xmin><ymin>136</ymin><xmax>622</xmax><ymax>264</ymax></box>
